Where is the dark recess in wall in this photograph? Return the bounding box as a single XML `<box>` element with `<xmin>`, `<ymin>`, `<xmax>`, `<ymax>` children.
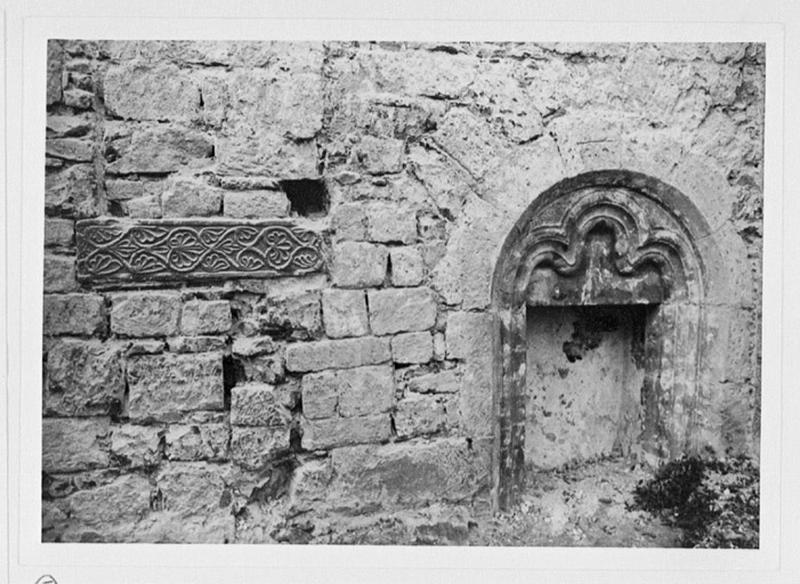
<box><xmin>280</xmin><ymin>179</ymin><xmax>328</xmax><ymax>218</ymax></box>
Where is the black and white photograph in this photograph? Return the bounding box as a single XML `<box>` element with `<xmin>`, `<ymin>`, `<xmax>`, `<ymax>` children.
<box><xmin>3</xmin><ymin>2</ymin><xmax>800</xmax><ymax>583</ymax></box>
<box><xmin>39</xmin><ymin>37</ymin><xmax>764</xmax><ymax>548</ymax></box>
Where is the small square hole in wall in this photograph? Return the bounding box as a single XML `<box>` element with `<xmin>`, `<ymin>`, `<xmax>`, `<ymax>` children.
<box><xmin>280</xmin><ymin>179</ymin><xmax>329</xmax><ymax>218</ymax></box>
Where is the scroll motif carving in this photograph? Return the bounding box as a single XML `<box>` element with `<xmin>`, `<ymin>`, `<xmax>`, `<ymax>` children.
<box><xmin>75</xmin><ymin>219</ymin><xmax>325</xmax><ymax>284</ymax></box>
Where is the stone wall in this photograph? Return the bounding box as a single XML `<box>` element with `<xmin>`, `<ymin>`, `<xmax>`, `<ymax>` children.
<box><xmin>42</xmin><ymin>40</ymin><xmax>764</xmax><ymax>543</ymax></box>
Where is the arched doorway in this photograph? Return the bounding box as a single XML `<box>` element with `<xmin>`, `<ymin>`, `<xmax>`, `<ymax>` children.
<box><xmin>490</xmin><ymin>170</ymin><xmax>724</xmax><ymax>510</ymax></box>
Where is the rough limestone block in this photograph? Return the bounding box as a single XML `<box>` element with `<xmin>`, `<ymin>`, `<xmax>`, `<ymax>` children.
<box><xmin>337</xmin><ymin>365</ymin><xmax>395</xmax><ymax>417</ymax></box>
<box><xmin>432</xmin><ymin>332</ymin><xmax>446</xmax><ymax>361</ymax></box>
<box><xmin>330</xmin><ymin>241</ymin><xmax>388</xmax><ymax>288</ymax></box>
<box><xmin>161</xmin><ymin>178</ymin><xmax>222</xmax><ymax>217</ymax></box>
<box><xmin>405</xmin><ymin>368</ymin><xmax>461</xmax><ymax>394</ymax></box>
<box><xmin>354</xmin><ymin>135</ymin><xmax>405</xmax><ymax>175</ymax></box>
<box><xmin>126</xmin><ymin>352</ymin><xmax>224</xmax><ymax>422</ymax></box>
<box><xmin>390</xmin><ymin>246</ymin><xmax>425</xmax><ymax>286</ymax></box>
<box><xmin>331</xmin><ymin>203</ymin><xmax>367</xmax><ymax>241</ymax></box>
<box><xmin>46</xmin><ymin>41</ymin><xmax>63</xmax><ymax>105</ymax></box>
<box><xmin>301</xmin><ymin>415</ymin><xmax>391</xmax><ymax>450</ymax></box>
<box><xmin>223</xmin><ymin>190</ymin><xmax>291</xmax><ymax>218</ymax></box>
<box><xmin>231</xmin><ymin>426</ymin><xmax>291</xmax><ymax>470</ymax></box>
<box><xmin>238</xmin><ymin>354</ymin><xmax>286</xmax><ymax>385</ymax></box>
<box><xmin>45</xmin><ymin>164</ymin><xmax>100</xmax><ymax>218</ymax></box>
<box><xmin>301</xmin><ymin>370</ymin><xmax>339</xmax><ymax>419</ymax></box>
<box><xmin>46</xmin><ymin>138</ymin><xmax>94</xmax><ymax>162</ymax></box>
<box><xmin>125</xmin><ymin>338</ymin><xmax>167</xmax><ymax>356</ymax></box>
<box><xmin>231</xmin><ymin>336</ymin><xmax>277</xmax><ymax>357</ymax></box>
<box><xmin>106</xmin><ymin>125</ymin><xmax>214</xmax><ymax>174</ymax></box>
<box><xmin>230</xmin><ymin>383</ymin><xmax>290</xmax><ymax>427</ymax></box>
<box><xmin>126</xmin><ymin>195</ymin><xmax>162</xmax><ymax>218</ymax></box>
<box><xmin>43</xmin><ymin>254</ymin><xmax>78</xmax><ymax>292</ymax></box>
<box><xmin>167</xmin><ymin>336</ymin><xmax>227</xmax><ymax>354</ymax></box>
<box><xmin>104</xmin><ymin>64</ymin><xmax>201</xmax><ymax>121</ymax></box>
<box><xmin>252</xmin><ymin>291</ymin><xmax>322</xmax><ymax>340</ymax></box>
<box><xmin>391</xmin><ymin>331</ymin><xmax>433</xmax><ymax>364</ymax></box>
<box><xmin>165</xmin><ymin>423</ymin><xmax>229</xmax><ymax>462</ymax></box>
<box><xmin>109</xmin><ymin>424</ymin><xmax>163</xmax><ymax>468</ymax></box>
<box><xmin>110</xmin><ymin>291</ymin><xmax>181</xmax><ymax>337</ymax></box>
<box><xmin>394</xmin><ymin>393</ymin><xmax>447</xmax><ymax>438</ymax></box>
<box><xmin>285</xmin><ymin>336</ymin><xmax>391</xmax><ymax>372</ymax></box>
<box><xmin>329</xmin><ymin>437</ymin><xmax>490</xmax><ymax>506</ymax></box>
<box><xmin>64</xmin><ymin>88</ymin><xmax>94</xmax><ymax>110</ymax></box>
<box><xmin>321</xmin><ymin>289</ymin><xmax>369</xmax><ymax>338</ymax></box>
<box><xmin>46</xmin><ymin>114</ymin><xmax>92</xmax><ymax>137</ymax></box>
<box><xmin>302</xmin><ymin>365</ymin><xmax>394</xmax><ymax>419</ymax></box>
<box><xmin>150</xmin><ymin>462</ymin><xmax>235</xmax><ymax>543</ymax></box>
<box><xmin>43</xmin><ymin>293</ymin><xmax>106</xmax><ymax>336</ymax></box>
<box><xmin>367</xmin><ymin>287</ymin><xmax>437</xmax><ymax>335</ymax></box>
<box><xmin>45</xmin><ymin>339</ymin><xmax>126</xmax><ymax>416</ymax></box>
<box><xmin>367</xmin><ymin>203</ymin><xmax>417</xmax><ymax>244</ymax></box>
<box><xmin>44</xmin><ymin>473</ymin><xmax>152</xmax><ymax>542</ymax></box>
<box><xmin>42</xmin><ymin>418</ymin><xmax>110</xmax><ymax>473</ymax></box>
<box><xmin>44</xmin><ymin>218</ymin><xmax>75</xmax><ymax>247</ymax></box>
<box><xmin>105</xmin><ymin>179</ymin><xmax>160</xmax><ymax>202</ymax></box>
<box><xmin>181</xmin><ymin>300</ymin><xmax>232</xmax><ymax>335</ymax></box>
<box><xmin>445</xmin><ymin>311</ymin><xmax>494</xmax><ymax>359</ymax></box>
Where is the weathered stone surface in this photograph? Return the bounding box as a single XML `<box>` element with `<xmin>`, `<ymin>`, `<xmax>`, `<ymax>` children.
<box><xmin>445</xmin><ymin>311</ymin><xmax>494</xmax><ymax>360</ymax></box>
<box><xmin>110</xmin><ymin>424</ymin><xmax>163</xmax><ymax>468</ymax></box>
<box><xmin>390</xmin><ymin>247</ymin><xmax>425</xmax><ymax>287</ymax></box>
<box><xmin>126</xmin><ymin>195</ymin><xmax>162</xmax><ymax>218</ymax></box>
<box><xmin>43</xmin><ymin>293</ymin><xmax>106</xmax><ymax>336</ymax></box>
<box><xmin>300</xmin><ymin>371</ymin><xmax>339</xmax><ymax>419</ymax></box>
<box><xmin>404</xmin><ymin>368</ymin><xmax>461</xmax><ymax>394</ymax></box>
<box><xmin>432</xmin><ymin>332</ymin><xmax>446</xmax><ymax>361</ymax></box>
<box><xmin>302</xmin><ymin>415</ymin><xmax>391</xmax><ymax>450</ymax></box>
<box><xmin>329</xmin><ymin>438</ymin><xmax>490</xmax><ymax>506</ymax></box>
<box><xmin>367</xmin><ymin>203</ymin><xmax>417</xmax><ymax>244</ymax></box>
<box><xmin>237</xmin><ymin>354</ymin><xmax>286</xmax><ymax>385</ymax></box>
<box><xmin>355</xmin><ymin>135</ymin><xmax>405</xmax><ymax>174</ymax></box>
<box><xmin>47</xmin><ymin>41</ymin><xmax>63</xmax><ymax>105</ymax></box>
<box><xmin>230</xmin><ymin>426</ymin><xmax>291</xmax><ymax>470</ymax></box>
<box><xmin>105</xmin><ymin>179</ymin><xmax>160</xmax><ymax>202</ymax></box>
<box><xmin>165</xmin><ymin>423</ymin><xmax>229</xmax><ymax>462</ymax></box>
<box><xmin>250</xmin><ymin>291</ymin><xmax>322</xmax><ymax>340</ymax></box>
<box><xmin>44</xmin><ymin>218</ymin><xmax>75</xmax><ymax>247</ymax></box>
<box><xmin>223</xmin><ymin>190</ymin><xmax>291</xmax><ymax>218</ymax></box>
<box><xmin>106</xmin><ymin>125</ymin><xmax>213</xmax><ymax>174</ymax></box>
<box><xmin>126</xmin><ymin>352</ymin><xmax>224</xmax><ymax>421</ymax></box>
<box><xmin>286</xmin><ymin>336</ymin><xmax>391</xmax><ymax>372</ymax></box>
<box><xmin>167</xmin><ymin>335</ymin><xmax>226</xmax><ymax>353</ymax></box>
<box><xmin>45</xmin><ymin>340</ymin><xmax>125</xmax><ymax>416</ymax></box>
<box><xmin>46</xmin><ymin>138</ymin><xmax>94</xmax><ymax>162</ymax></box>
<box><xmin>43</xmin><ymin>254</ymin><xmax>78</xmax><ymax>292</ymax></box>
<box><xmin>181</xmin><ymin>300</ymin><xmax>232</xmax><ymax>335</ymax></box>
<box><xmin>321</xmin><ymin>289</ymin><xmax>369</xmax><ymax>338</ymax></box>
<box><xmin>394</xmin><ymin>393</ymin><xmax>448</xmax><ymax>438</ymax></box>
<box><xmin>124</xmin><ymin>338</ymin><xmax>167</xmax><ymax>356</ymax></box>
<box><xmin>445</xmin><ymin>311</ymin><xmax>494</xmax><ymax>437</ymax></box>
<box><xmin>232</xmin><ymin>336</ymin><xmax>277</xmax><ymax>357</ymax></box>
<box><xmin>161</xmin><ymin>177</ymin><xmax>222</xmax><ymax>217</ymax></box>
<box><xmin>391</xmin><ymin>331</ymin><xmax>433</xmax><ymax>364</ymax></box>
<box><xmin>64</xmin><ymin>87</ymin><xmax>94</xmax><ymax>109</ymax></box>
<box><xmin>331</xmin><ymin>203</ymin><xmax>367</xmax><ymax>241</ymax></box>
<box><xmin>110</xmin><ymin>291</ymin><xmax>181</xmax><ymax>337</ymax></box>
<box><xmin>46</xmin><ymin>164</ymin><xmax>99</xmax><ymax>218</ymax></box>
<box><xmin>105</xmin><ymin>64</ymin><xmax>201</xmax><ymax>121</ymax></box>
<box><xmin>42</xmin><ymin>418</ymin><xmax>110</xmax><ymax>472</ymax></box>
<box><xmin>231</xmin><ymin>383</ymin><xmax>290</xmax><ymax>427</ymax></box>
<box><xmin>44</xmin><ymin>473</ymin><xmax>152</xmax><ymax>542</ymax></box>
<box><xmin>368</xmin><ymin>287</ymin><xmax>437</xmax><ymax>335</ymax></box>
<box><xmin>46</xmin><ymin>115</ymin><xmax>92</xmax><ymax>137</ymax></box>
<box><xmin>148</xmin><ymin>462</ymin><xmax>235</xmax><ymax>543</ymax></box>
<box><xmin>330</xmin><ymin>242</ymin><xmax>388</xmax><ymax>288</ymax></box>
<box><xmin>76</xmin><ymin>219</ymin><xmax>325</xmax><ymax>284</ymax></box>
<box><xmin>217</xmin><ymin>135</ymin><xmax>319</xmax><ymax>179</ymax></box>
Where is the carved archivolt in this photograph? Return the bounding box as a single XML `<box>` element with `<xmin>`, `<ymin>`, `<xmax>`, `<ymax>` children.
<box><xmin>490</xmin><ymin>170</ymin><xmax>716</xmax><ymax>511</ymax></box>
<box><xmin>76</xmin><ymin>219</ymin><xmax>325</xmax><ymax>284</ymax></box>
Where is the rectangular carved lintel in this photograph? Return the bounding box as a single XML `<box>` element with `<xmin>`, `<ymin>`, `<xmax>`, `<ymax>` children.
<box><xmin>75</xmin><ymin>218</ymin><xmax>326</xmax><ymax>285</ymax></box>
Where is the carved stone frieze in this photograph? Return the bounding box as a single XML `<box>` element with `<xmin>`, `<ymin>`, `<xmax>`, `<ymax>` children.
<box><xmin>75</xmin><ymin>219</ymin><xmax>325</xmax><ymax>284</ymax></box>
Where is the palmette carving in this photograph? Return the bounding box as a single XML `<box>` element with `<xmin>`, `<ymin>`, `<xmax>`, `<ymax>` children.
<box><xmin>76</xmin><ymin>219</ymin><xmax>324</xmax><ymax>284</ymax></box>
